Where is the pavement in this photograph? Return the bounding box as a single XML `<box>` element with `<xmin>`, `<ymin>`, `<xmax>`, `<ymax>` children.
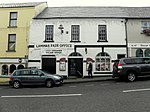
<box><xmin>0</xmin><ymin>75</ymin><xmax>114</xmax><ymax>86</ymax></box>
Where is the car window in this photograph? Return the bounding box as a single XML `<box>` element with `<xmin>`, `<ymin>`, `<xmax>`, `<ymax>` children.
<box><xmin>134</xmin><ymin>58</ymin><xmax>142</xmax><ymax>64</ymax></box>
<box><xmin>12</xmin><ymin>71</ymin><xmax>20</xmax><ymax>76</ymax></box>
<box><xmin>31</xmin><ymin>69</ymin><xmax>43</xmax><ymax>76</ymax></box>
<box><xmin>124</xmin><ymin>59</ymin><xmax>134</xmax><ymax>64</ymax></box>
<box><xmin>20</xmin><ymin>70</ymin><xmax>30</xmax><ymax>75</ymax></box>
<box><xmin>31</xmin><ymin>70</ymin><xmax>38</xmax><ymax>75</ymax></box>
<box><xmin>143</xmin><ymin>58</ymin><xmax>150</xmax><ymax>64</ymax></box>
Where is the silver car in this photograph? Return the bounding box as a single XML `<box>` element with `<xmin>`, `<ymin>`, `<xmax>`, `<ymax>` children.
<box><xmin>9</xmin><ymin>69</ymin><xmax>63</xmax><ymax>89</ymax></box>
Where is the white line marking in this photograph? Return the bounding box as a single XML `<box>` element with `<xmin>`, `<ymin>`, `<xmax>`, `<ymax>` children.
<box><xmin>100</xmin><ymin>83</ymin><xmax>110</xmax><ymax>86</ymax></box>
<box><xmin>69</xmin><ymin>86</ymin><xmax>77</xmax><ymax>88</ymax></box>
<box><xmin>85</xmin><ymin>84</ymin><xmax>94</xmax><ymax>87</ymax></box>
<box><xmin>123</xmin><ymin>88</ymin><xmax>150</xmax><ymax>93</ymax></box>
<box><xmin>1</xmin><ymin>94</ymin><xmax>82</xmax><ymax>98</ymax></box>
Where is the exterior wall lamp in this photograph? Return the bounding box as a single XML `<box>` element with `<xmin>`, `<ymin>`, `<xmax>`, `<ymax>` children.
<box><xmin>58</xmin><ymin>24</ymin><xmax>64</xmax><ymax>34</ymax></box>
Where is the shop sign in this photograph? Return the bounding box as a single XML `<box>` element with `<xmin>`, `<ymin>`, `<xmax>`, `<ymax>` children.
<box><xmin>128</xmin><ymin>43</ymin><xmax>150</xmax><ymax>48</ymax></box>
<box><xmin>35</xmin><ymin>43</ymin><xmax>74</xmax><ymax>49</ymax></box>
<box><xmin>41</xmin><ymin>49</ymin><xmax>67</xmax><ymax>56</ymax></box>
<box><xmin>36</xmin><ymin>43</ymin><xmax>74</xmax><ymax>56</ymax></box>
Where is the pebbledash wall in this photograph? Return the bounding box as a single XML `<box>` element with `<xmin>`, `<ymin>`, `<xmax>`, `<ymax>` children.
<box><xmin>28</xmin><ymin>18</ymin><xmax>127</xmax><ymax>77</ymax></box>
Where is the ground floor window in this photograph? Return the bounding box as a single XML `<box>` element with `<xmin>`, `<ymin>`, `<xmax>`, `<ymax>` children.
<box><xmin>95</xmin><ymin>52</ymin><xmax>111</xmax><ymax>71</ymax></box>
<box><xmin>144</xmin><ymin>48</ymin><xmax>150</xmax><ymax>57</ymax></box>
<box><xmin>136</xmin><ymin>48</ymin><xmax>150</xmax><ymax>57</ymax></box>
<box><xmin>2</xmin><ymin>65</ymin><xmax>8</xmax><ymax>75</ymax></box>
<box><xmin>10</xmin><ymin>64</ymin><xmax>16</xmax><ymax>74</ymax></box>
<box><xmin>136</xmin><ymin>48</ymin><xmax>143</xmax><ymax>57</ymax></box>
<box><xmin>1</xmin><ymin>64</ymin><xmax>25</xmax><ymax>75</ymax></box>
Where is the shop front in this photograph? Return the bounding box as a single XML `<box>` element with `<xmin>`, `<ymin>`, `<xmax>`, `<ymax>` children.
<box><xmin>128</xmin><ymin>43</ymin><xmax>150</xmax><ymax>57</ymax></box>
<box><xmin>0</xmin><ymin>58</ymin><xmax>26</xmax><ymax>76</ymax></box>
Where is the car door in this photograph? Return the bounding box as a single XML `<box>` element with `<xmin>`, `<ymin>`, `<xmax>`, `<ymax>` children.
<box><xmin>21</xmin><ymin>70</ymin><xmax>34</xmax><ymax>84</ymax></box>
<box><xmin>142</xmin><ymin>58</ymin><xmax>150</xmax><ymax>75</ymax></box>
<box><xmin>31</xmin><ymin>69</ymin><xmax>45</xmax><ymax>84</ymax></box>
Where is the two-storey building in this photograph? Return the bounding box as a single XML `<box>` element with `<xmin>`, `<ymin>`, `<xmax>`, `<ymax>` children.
<box><xmin>124</xmin><ymin>7</ymin><xmax>150</xmax><ymax>57</ymax></box>
<box><xmin>0</xmin><ymin>2</ymin><xmax>47</xmax><ymax>75</ymax></box>
<box><xmin>28</xmin><ymin>7</ymin><xmax>127</xmax><ymax>77</ymax></box>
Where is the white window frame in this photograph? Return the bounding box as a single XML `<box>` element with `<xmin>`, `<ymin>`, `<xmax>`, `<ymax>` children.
<box><xmin>71</xmin><ymin>25</ymin><xmax>80</xmax><ymax>42</ymax></box>
<box><xmin>95</xmin><ymin>52</ymin><xmax>111</xmax><ymax>71</ymax></box>
<box><xmin>9</xmin><ymin>12</ymin><xmax>17</xmax><ymax>27</ymax></box>
<box><xmin>141</xmin><ymin>21</ymin><xmax>150</xmax><ymax>32</ymax></box>
<box><xmin>98</xmin><ymin>25</ymin><xmax>107</xmax><ymax>42</ymax></box>
<box><xmin>45</xmin><ymin>25</ymin><xmax>54</xmax><ymax>42</ymax></box>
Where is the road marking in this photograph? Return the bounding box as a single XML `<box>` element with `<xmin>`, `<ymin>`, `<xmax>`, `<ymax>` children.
<box><xmin>100</xmin><ymin>83</ymin><xmax>110</xmax><ymax>86</ymax></box>
<box><xmin>1</xmin><ymin>94</ymin><xmax>83</xmax><ymax>98</ymax></box>
<box><xmin>69</xmin><ymin>86</ymin><xmax>77</xmax><ymax>88</ymax></box>
<box><xmin>85</xmin><ymin>84</ymin><xmax>94</xmax><ymax>87</ymax></box>
<box><xmin>123</xmin><ymin>88</ymin><xmax>150</xmax><ymax>93</ymax></box>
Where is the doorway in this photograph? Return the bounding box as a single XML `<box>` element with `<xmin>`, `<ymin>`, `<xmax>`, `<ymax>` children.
<box><xmin>42</xmin><ymin>55</ymin><xmax>56</xmax><ymax>74</ymax></box>
<box><xmin>68</xmin><ymin>52</ymin><xmax>83</xmax><ymax>77</ymax></box>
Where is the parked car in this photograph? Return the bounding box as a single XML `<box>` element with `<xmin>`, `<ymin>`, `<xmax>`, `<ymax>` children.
<box><xmin>9</xmin><ymin>68</ymin><xmax>63</xmax><ymax>89</ymax></box>
<box><xmin>112</xmin><ymin>57</ymin><xmax>150</xmax><ymax>82</ymax></box>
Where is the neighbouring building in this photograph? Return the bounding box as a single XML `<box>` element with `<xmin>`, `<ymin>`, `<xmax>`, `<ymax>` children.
<box><xmin>28</xmin><ymin>7</ymin><xmax>127</xmax><ymax>77</ymax></box>
<box><xmin>124</xmin><ymin>8</ymin><xmax>150</xmax><ymax>57</ymax></box>
<box><xmin>0</xmin><ymin>2</ymin><xmax>47</xmax><ymax>76</ymax></box>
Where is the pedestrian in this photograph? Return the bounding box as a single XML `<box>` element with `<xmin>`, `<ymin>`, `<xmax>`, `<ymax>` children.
<box><xmin>88</xmin><ymin>61</ymin><xmax>93</xmax><ymax>78</ymax></box>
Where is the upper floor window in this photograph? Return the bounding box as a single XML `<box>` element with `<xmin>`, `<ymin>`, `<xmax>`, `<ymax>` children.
<box><xmin>141</xmin><ymin>21</ymin><xmax>150</xmax><ymax>30</ymax></box>
<box><xmin>9</xmin><ymin>12</ymin><xmax>17</xmax><ymax>27</ymax></box>
<box><xmin>8</xmin><ymin>34</ymin><xmax>16</xmax><ymax>51</ymax></box>
<box><xmin>98</xmin><ymin>25</ymin><xmax>107</xmax><ymax>42</ymax></box>
<box><xmin>45</xmin><ymin>25</ymin><xmax>54</xmax><ymax>42</ymax></box>
<box><xmin>71</xmin><ymin>25</ymin><xmax>80</xmax><ymax>42</ymax></box>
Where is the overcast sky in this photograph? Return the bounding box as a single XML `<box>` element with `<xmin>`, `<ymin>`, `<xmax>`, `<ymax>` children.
<box><xmin>0</xmin><ymin>0</ymin><xmax>150</xmax><ymax>7</ymax></box>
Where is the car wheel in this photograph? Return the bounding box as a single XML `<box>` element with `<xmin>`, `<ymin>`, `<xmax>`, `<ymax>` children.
<box><xmin>46</xmin><ymin>80</ymin><xmax>54</xmax><ymax>88</ymax></box>
<box><xmin>13</xmin><ymin>81</ymin><xmax>21</xmax><ymax>89</ymax></box>
<box><xmin>127</xmin><ymin>72</ymin><xmax>136</xmax><ymax>82</ymax></box>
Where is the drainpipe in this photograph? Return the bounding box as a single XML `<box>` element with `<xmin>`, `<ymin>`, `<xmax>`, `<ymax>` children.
<box><xmin>125</xmin><ymin>18</ymin><xmax>129</xmax><ymax>57</ymax></box>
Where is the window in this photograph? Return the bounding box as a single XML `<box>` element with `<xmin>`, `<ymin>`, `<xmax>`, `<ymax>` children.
<box><xmin>136</xmin><ymin>48</ymin><xmax>143</xmax><ymax>57</ymax></box>
<box><xmin>2</xmin><ymin>65</ymin><xmax>8</xmax><ymax>75</ymax></box>
<box><xmin>10</xmin><ymin>64</ymin><xmax>16</xmax><ymax>74</ymax></box>
<box><xmin>8</xmin><ymin>34</ymin><xmax>16</xmax><ymax>51</ymax></box>
<box><xmin>98</xmin><ymin>25</ymin><xmax>107</xmax><ymax>42</ymax></box>
<box><xmin>45</xmin><ymin>25</ymin><xmax>54</xmax><ymax>42</ymax></box>
<box><xmin>143</xmin><ymin>58</ymin><xmax>150</xmax><ymax>64</ymax></box>
<box><xmin>134</xmin><ymin>58</ymin><xmax>143</xmax><ymax>64</ymax></box>
<box><xmin>144</xmin><ymin>48</ymin><xmax>150</xmax><ymax>57</ymax></box>
<box><xmin>141</xmin><ymin>21</ymin><xmax>150</xmax><ymax>32</ymax></box>
<box><xmin>71</xmin><ymin>25</ymin><xmax>80</xmax><ymax>42</ymax></box>
<box><xmin>95</xmin><ymin>52</ymin><xmax>110</xmax><ymax>71</ymax></box>
<box><xmin>20</xmin><ymin>70</ymin><xmax>30</xmax><ymax>75</ymax></box>
<box><xmin>9</xmin><ymin>12</ymin><xmax>17</xmax><ymax>27</ymax></box>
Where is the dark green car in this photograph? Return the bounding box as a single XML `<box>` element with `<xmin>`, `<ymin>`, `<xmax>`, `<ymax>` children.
<box><xmin>9</xmin><ymin>69</ymin><xmax>63</xmax><ymax>89</ymax></box>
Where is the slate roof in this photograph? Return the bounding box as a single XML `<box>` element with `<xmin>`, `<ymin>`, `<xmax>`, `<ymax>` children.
<box><xmin>35</xmin><ymin>7</ymin><xmax>150</xmax><ymax>19</ymax></box>
<box><xmin>0</xmin><ymin>2</ymin><xmax>46</xmax><ymax>8</ymax></box>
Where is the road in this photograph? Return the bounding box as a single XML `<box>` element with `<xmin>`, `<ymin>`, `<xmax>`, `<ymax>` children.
<box><xmin>0</xmin><ymin>78</ymin><xmax>150</xmax><ymax>112</ymax></box>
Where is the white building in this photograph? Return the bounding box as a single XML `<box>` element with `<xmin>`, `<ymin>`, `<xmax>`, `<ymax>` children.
<box><xmin>28</xmin><ymin>7</ymin><xmax>127</xmax><ymax>77</ymax></box>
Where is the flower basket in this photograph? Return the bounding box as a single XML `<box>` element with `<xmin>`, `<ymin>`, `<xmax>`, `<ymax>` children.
<box><xmin>143</xmin><ymin>29</ymin><xmax>150</xmax><ymax>36</ymax></box>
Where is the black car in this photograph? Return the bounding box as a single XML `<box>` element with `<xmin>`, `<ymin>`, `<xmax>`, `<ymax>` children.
<box><xmin>9</xmin><ymin>69</ymin><xmax>63</xmax><ymax>89</ymax></box>
<box><xmin>112</xmin><ymin>57</ymin><xmax>150</xmax><ymax>82</ymax></box>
